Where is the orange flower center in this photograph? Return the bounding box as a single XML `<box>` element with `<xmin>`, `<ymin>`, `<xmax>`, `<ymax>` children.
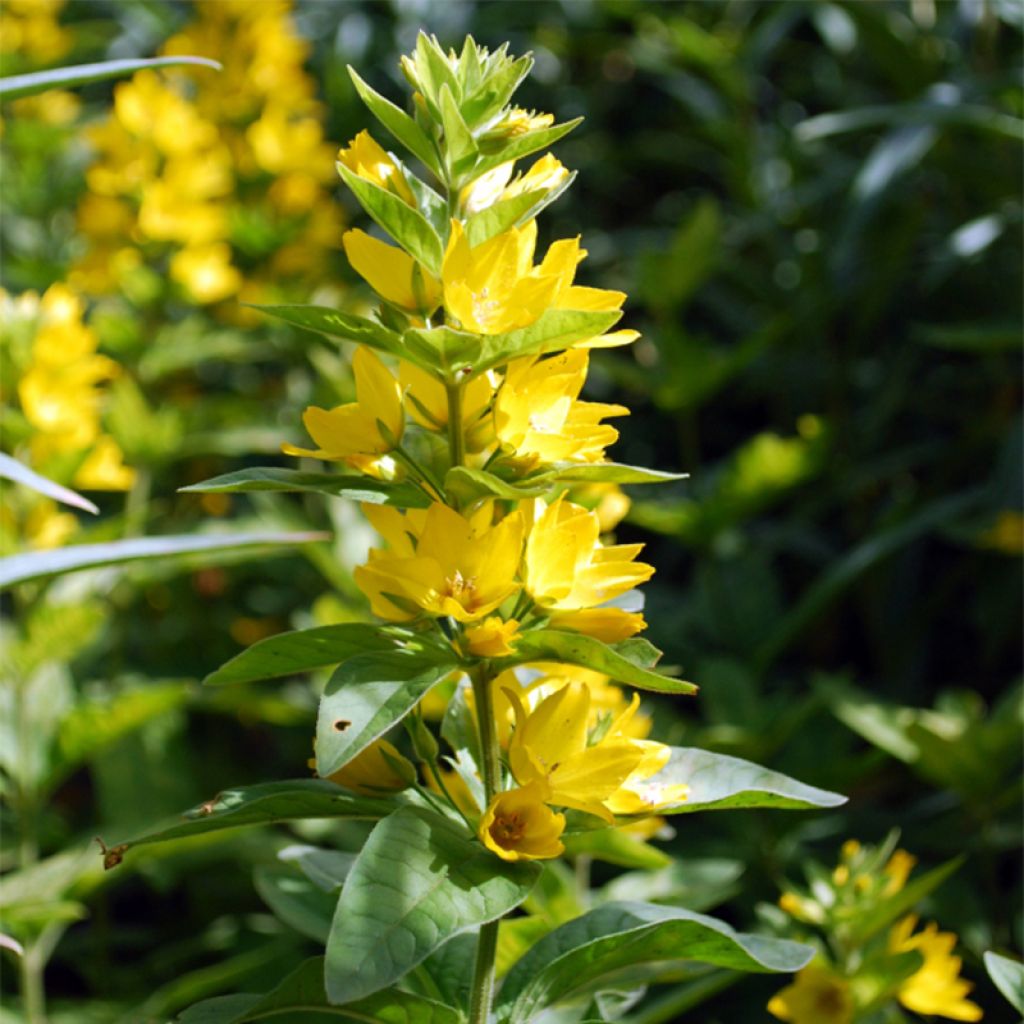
<box><xmin>491</xmin><ymin>813</ymin><xmax>525</xmax><ymax>844</ymax></box>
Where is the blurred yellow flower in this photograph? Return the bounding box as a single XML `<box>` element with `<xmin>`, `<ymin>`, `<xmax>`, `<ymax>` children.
<box><xmin>0</xmin><ymin>0</ymin><xmax>71</xmax><ymax>62</ymax></box>
<box><xmin>479</xmin><ymin>781</ymin><xmax>565</xmax><ymax>862</ymax></box>
<box><xmin>768</xmin><ymin>965</ymin><xmax>854</xmax><ymax>1024</ymax></box>
<box><xmin>320</xmin><ymin>739</ymin><xmax>415</xmax><ymax>795</ymax></box>
<box><xmin>170</xmin><ymin>244</ymin><xmax>242</xmax><ymax>304</ymax></box>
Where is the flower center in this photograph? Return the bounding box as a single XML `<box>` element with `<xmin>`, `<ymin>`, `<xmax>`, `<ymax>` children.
<box><xmin>444</xmin><ymin>570</ymin><xmax>478</xmax><ymax>605</ymax></box>
<box><xmin>491</xmin><ymin>813</ymin><xmax>525</xmax><ymax>844</ymax></box>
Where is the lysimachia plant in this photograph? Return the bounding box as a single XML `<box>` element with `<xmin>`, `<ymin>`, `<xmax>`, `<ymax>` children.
<box><xmin>106</xmin><ymin>35</ymin><xmax>848</xmax><ymax>1023</ymax></box>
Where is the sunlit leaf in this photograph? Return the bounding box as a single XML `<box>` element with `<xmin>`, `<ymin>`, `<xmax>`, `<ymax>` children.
<box><xmin>0</xmin><ymin>452</ymin><xmax>98</xmax><ymax>514</ymax></box>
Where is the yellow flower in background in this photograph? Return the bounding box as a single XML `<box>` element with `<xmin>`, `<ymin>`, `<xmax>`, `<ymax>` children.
<box><xmin>342</xmin><ymin>229</ymin><xmax>441</xmax><ymax>313</ymax></box>
<box><xmin>74</xmin><ymin>436</ymin><xmax>137</xmax><ymax>491</ymax></box>
<box><xmin>284</xmin><ymin>347</ymin><xmax>403</xmax><ymax>463</ymax></box>
<box><xmin>337</xmin><ymin>130</ymin><xmax>416</xmax><ymax>206</ymax></box>
<box><xmin>464</xmin><ymin>616</ymin><xmax>521</xmax><ymax>657</ymax></box>
<box><xmin>355</xmin><ymin>502</ymin><xmax>524</xmax><ymax>622</ymax></box>
<box><xmin>319</xmin><ymin>739</ymin><xmax>415</xmax><ymax>795</ymax></box>
<box><xmin>479</xmin><ymin>781</ymin><xmax>565</xmax><ymax>862</ymax></box>
<box><xmin>170</xmin><ymin>243</ymin><xmax>242</xmax><ymax>304</ymax></box>
<box><xmin>882</xmin><ymin>849</ymin><xmax>917</xmax><ymax>894</ymax></box>
<box><xmin>505</xmin><ymin>682</ymin><xmax>649</xmax><ymax>820</ymax></box>
<box><xmin>0</xmin><ymin>0</ymin><xmax>71</xmax><ymax>63</ymax></box>
<box><xmin>767</xmin><ymin>965</ymin><xmax>854</xmax><ymax>1024</ymax></box>
<box><xmin>524</xmin><ymin>496</ymin><xmax>654</xmax><ymax>611</ymax></box>
<box><xmin>889</xmin><ymin>916</ymin><xmax>983</xmax><ymax>1022</ymax></box>
<box><xmin>494</xmin><ymin>349</ymin><xmax>628</xmax><ymax>466</ymax></box>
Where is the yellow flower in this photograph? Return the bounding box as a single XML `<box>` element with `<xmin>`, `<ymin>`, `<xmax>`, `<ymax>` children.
<box><xmin>483</xmin><ymin>107</ymin><xmax>554</xmax><ymax>140</ymax></box>
<box><xmin>283</xmin><ymin>347</ymin><xmax>404</xmax><ymax>462</ymax></box>
<box><xmin>74</xmin><ymin>436</ymin><xmax>136</xmax><ymax>491</ymax></box>
<box><xmin>479</xmin><ymin>781</ymin><xmax>565</xmax><ymax>861</ymax></box>
<box><xmin>461</xmin><ymin>154</ymin><xmax>570</xmax><ymax>216</ymax></box>
<box><xmin>337</xmin><ymin>130</ymin><xmax>416</xmax><ymax>206</ymax></box>
<box><xmin>546</xmin><ymin>608</ymin><xmax>647</xmax><ymax>642</ymax></box>
<box><xmin>494</xmin><ymin>349</ymin><xmax>628</xmax><ymax>466</ymax></box>
<box><xmin>524</xmin><ymin>496</ymin><xmax>654</xmax><ymax>611</ymax></box>
<box><xmin>342</xmin><ymin>229</ymin><xmax>441</xmax><ymax>313</ymax></box>
<box><xmin>399</xmin><ymin>362</ymin><xmax>497</xmax><ymax>450</ymax></box>
<box><xmin>320</xmin><ymin>739</ymin><xmax>415</xmax><ymax>795</ymax></box>
<box><xmin>355</xmin><ymin>502</ymin><xmax>524</xmax><ymax>622</ymax></box>
<box><xmin>767</xmin><ymin>965</ymin><xmax>854</xmax><ymax>1024</ymax></box>
<box><xmin>505</xmin><ymin>682</ymin><xmax>649</xmax><ymax>820</ymax></box>
<box><xmin>169</xmin><ymin>243</ymin><xmax>242</xmax><ymax>304</ymax></box>
<box><xmin>882</xmin><ymin>849</ymin><xmax>917</xmax><ymax>895</ymax></box>
<box><xmin>464</xmin><ymin>617</ymin><xmax>520</xmax><ymax>657</ymax></box>
<box><xmin>889</xmin><ymin>916</ymin><xmax>983</xmax><ymax>1022</ymax></box>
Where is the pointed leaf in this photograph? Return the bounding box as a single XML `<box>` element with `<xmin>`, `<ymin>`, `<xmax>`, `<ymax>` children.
<box><xmin>326</xmin><ymin>807</ymin><xmax>540</xmax><ymax>1004</ymax></box>
<box><xmin>204</xmin><ymin>623</ymin><xmax>409</xmax><ymax>686</ymax></box>
<box><xmin>438</xmin><ymin>83</ymin><xmax>478</xmax><ymax>178</ymax></box>
<box><xmin>638</xmin><ymin>747</ymin><xmax>847</xmax><ymax>815</ymax></box>
<box><xmin>348</xmin><ymin>66</ymin><xmax>442</xmax><ymax>176</ymax></box>
<box><xmin>0</xmin><ymin>453</ymin><xmax>98</xmax><ymax>514</ymax></box>
<box><xmin>542</xmin><ymin>462</ymin><xmax>689</xmax><ymax>486</ymax></box>
<box><xmin>984</xmin><ymin>951</ymin><xmax>1024</xmax><ymax>1013</ymax></box>
<box><xmin>463</xmin><ymin>188</ymin><xmax>558</xmax><ymax>248</ymax></box>
<box><xmin>104</xmin><ymin>780</ymin><xmax>395</xmax><ymax>866</ymax></box>
<box><xmin>0</xmin><ymin>530</ymin><xmax>325</xmax><ymax>589</ymax></box>
<box><xmin>338</xmin><ymin>164</ymin><xmax>444</xmax><ymax>274</ymax></box>
<box><xmin>249</xmin><ymin>304</ymin><xmax>409</xmax><ymax>360</ymax></box>
<box><xmin>0</xmin><ymin>56</ymin><xmax>221</xmax><ymax>100</ymax></box>
<box><xmin>445</xmin><ymin>466</ymin><xmax>550</xmax><ymax>504</ymax></box>
<box><xmin>474</xmin><ymin>119</ymin><xmax>583</xmax><ymax>178</ymax></box>
<box><xmin>461</xmin><ymin>55</ymin><xmax>533</xmax><ymax>127</ymax></box>
<box><xmin>316</xmin><ymin>650</ymin><xmax>458</xmax><ymax>777</ymax></box>
<box><xmin>181</xmin><ymin>467</ymin><xmax>430</xmax><ymax>508</ymax></box>
<box><xmin>505</xmin><ymin>631</ymin><xmax>698</xmax><ymax>695</ymax></box>
<box><xmin>496</xmin><ymin>901</ymin><xmax>815</xmax><ymax>1023</ymax></box>
<box><xmin>402</xmin><ymin>325</ymin><xmax>482</xmax><ymax>377</ymax></box>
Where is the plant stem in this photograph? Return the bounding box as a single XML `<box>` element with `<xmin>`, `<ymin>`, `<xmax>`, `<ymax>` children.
<box><xmin>468</xmin><ymin>661</ymin><xmax>501</xmax><ymax>1024</ymax></box>
<box><xmin>445</xmin><ymin>378</ymin><xmax>466</xmax><ymax>471</ymax></box>
<box><xmin>21</xmin><ymin>944</ymin><xmax>45</xmax><ymax>1024</ymax></box>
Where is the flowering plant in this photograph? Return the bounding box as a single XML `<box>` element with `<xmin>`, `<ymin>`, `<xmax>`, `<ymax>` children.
<box><xmin>106</xmin><ymin>34</ymin><xmax>849</xmax><ymax>1023</ymax></box>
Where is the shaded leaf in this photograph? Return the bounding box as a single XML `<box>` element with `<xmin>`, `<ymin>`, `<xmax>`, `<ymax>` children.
<box><xmin>254</xmin><ymin>863</ymin><xmax>335</xmax><ymax>942</ymax></box>
<box><xmin>473</xmin><ymin>119</ymin><xmax>583</xmax><ymax>177</ymax></box>
<box><xmin>984</xmin><ymin>951</ymin><xmax>1024</xmax><ymax>1014</ymax></box>
<box><xmin>0</xmin><ymin>452</ymin><xmax>98</xmax><ymax>514</ymax></box>
<box><xmin>249</xmin><ymin>304</ymin><xmax>411</xmax><ymax>362</ymax></box>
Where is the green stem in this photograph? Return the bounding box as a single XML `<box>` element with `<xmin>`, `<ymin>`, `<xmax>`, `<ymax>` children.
<box><xmin>468</xmin><ymin>919</ymin><xmax>500</xmax><ymax>1024</ymax></box>
<box><xmin>21</xmin><ymin>945</ymin><xmax>45</xmax><ymax>1024</ymax></box>
<box><xmin>445</xmin><ymin>378</ymin><xmax>466</xmax><ymax>471</ymax></box>
<box><xmin>393</xmin><ymin>444</ymin><xmax>445</xmax><ymax>502</ymax></box>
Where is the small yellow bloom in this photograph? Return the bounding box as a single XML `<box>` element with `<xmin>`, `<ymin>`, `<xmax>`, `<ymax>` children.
<box><xmin>479</xmin><ymin>781</ymin><xmax>565</xmax><ymax>862</ymax></box>
<box><xmin>343</xmin><ymin>229</ymin><xmax>441</xmax><ymax>313</ymax></box>
<box><xmin>170</xmin><ymin>243</ymin><xmax>242</xmax><ymax>304</ymax></box>
<box><xmin>320</xmin><ymin>739</ymin><xmax>415</xmax><ymax>795</ymax></box>
<box><xmin>882</xmin><ymin>849</ymin><xmax>917</xmax><ymax>895</ymax></box>
<box><xmin>524</xmin><ymin>496</ymin><xmax>654</xmax><ymax>611</ymax></box>
<box><xmin>494</xmin><ymin>350</ymin><xmax>628</xmax><ymax>466</ymax></box>
<box><xmin>483</xmin><ymin>107</ymin><xmax>554</xmax><ymax>140</ymax></box>
<box><xmin>546</xmin><ymin>608</ymin><xmax>647</xmax><ymax>643</ymax></box>
<box><xmin>74</xmin><ymin>435</ymin><xmax>136</xmax><ymax>491</ymax></box>
<box><xmin>767</xmin><ymin>965</ymin><xmax>854</xmax><ymax>1024</ymax></box>
<box><xmin>337</xmin><ymin>130</ymin><xmax>416</xmax><ymax>206</ymax></box>
<box><xmin>464</xmin><ymin>617</ymin><xmax>520</xmax><ymax>657</ymax></box>
<box><xmin>355</xmin><ymin>502</ymin><xmax>523</xmax><ymax>622</ymax></box>
<box><xmin>889</xmin><ymin>916</ymin><xmax>983</xmax><ymax>1022</ymax></box>
<box><xmin>461</xmin><ymin>154</ymin><xmax>570</xmax><ymax>215</ymax></box>
<box><xmin>284</xmin><ymin>347</ymin><xmax>403</xmax><ymax>462</ymax></box>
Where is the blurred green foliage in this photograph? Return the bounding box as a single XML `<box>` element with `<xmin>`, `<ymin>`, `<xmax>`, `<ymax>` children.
<box><xmin>0</xmin><ymin>1</ymin><xmax>1020</xmax><ymax>1021</ymax></box>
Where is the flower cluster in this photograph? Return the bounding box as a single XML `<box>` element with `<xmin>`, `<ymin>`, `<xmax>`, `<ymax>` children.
<box><xmin>769</xmin><ymin>839</ymin><xmax>983</xmax><ymax>1023</ymax></box>
<box><xmin>0</xmin><ymin>285</ymin><xmax>134</xmax><ymax>550</ymax></box>
<box><xmin>73</xmin><ymin>0</ymin><xmax>340</xmax><ymax>306</ymax></box>
<box><xmin>292</xmin><ymin>36</ymin><xmax>690</xmax><ymax>861</ymax></box>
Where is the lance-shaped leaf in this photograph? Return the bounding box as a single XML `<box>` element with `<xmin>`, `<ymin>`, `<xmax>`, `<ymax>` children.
<box><xmin>180</xmin><ymin>467</ymin><xmax>430</xmax><ymax>508</ymax></box>
<box><xmin>176</xmin><ymin>956</ymin><xmax>462</xmax><ymax>1023</ymax></box>
<box><xmin>0</xmin><ymin>530</ymin><xmax>325</xmax><ymax>589</ymax></box>
<box><xmin>504</xmin><ymin>631</ymin><xmax>697</xmax><ymax>696</ymax></box>
<box><xmin>538</xmin><ymin>462</ymin><xmax>689</xmax><ymax>486</ymax></box>
<box><xmin>445</xmin><ymin>466</ymin><xmax>551</xmax><ymax>505</ymax></box>
<box><xmin>348</xmin><ymin>66</ymin><xmax>442</xmax><ymax>178</ymax></box>
<box><xmin>632</xmin><ymin>747</ymin><xmax>847</xmax><ymax>815</ymax></box>
<box><xmin>984</xmin><ymin>951</ymin><xmax>1024</xmax><ymax>1014</ymax></box>
<box><xmin>337</xmin><ymin>164</ymin><xmax>444</xmax><ymax>275</ymax></box>
<box><xmin>474</xmin><ymin>309</ymin><xmax>623</xmax><ymax>376</ymax></box>
<box><xmin>495</xmin><ymin>901</ymin><xmax>815</xmax><ymax>1024</ymax></box>
<box><xmin>326</xmin><ymin>807</ymin><xmax>539</xmax><ymax>1004</ymax></box>
<box><xmin>316</xmin><ymin>650</ymin><xmax>458</xmax><ymax>778</ymax></box>
<box><xmin>438</xmin><ymin>83</ymin><xmax>478</xmax><ymax>178</ymax></box>
<box><xmin>0</xmin><ymin>453</ymin><xmax>98</xmax><ymax>514</ymax></box>
<box><xmin>248</xmin><ymin>304</ymin><xmax>411</xmax><ymax>360</ymax></box>
<box><xmin>102</xmin><ymin>780</ymin><xmax>395</xmax><ymax>868</ymax></box>
<box><xmin>402</xmin><ymin>325</ymin><xmax>483</xmax><ymax>377</ymax></box>
<box><xmin>473</xmin><ymin>118</ymin><xmax>583</xmax><ymax>178</ymax></box>
<box><xmin>204</xmin><ymin>623</ymin><xmax>410</xmax><ymax>686</ymax></box>
<box><xmin>461</xmin><ymin>54</ymin><xmax>533</xmax><ymax>127</ymax></box>
<box><xmin>463</xmin><ymin>185</ymin><xmax>566</xmax><ymax>248</ymax></box>
<box><xmin>0</xmin><ymin>55</ymin><xmax>220</xmax><ymax>100</ymax></box>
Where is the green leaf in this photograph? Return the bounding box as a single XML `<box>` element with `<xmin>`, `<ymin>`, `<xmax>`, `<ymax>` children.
<box><xmin>794</xmin><ymin>101</ymin><xmax>1024</xmax><ymax>143</ymax></box>
<box><xmin>562</xmin><ymin>828</ymin><xmax>673</xmax><ymax>871</ymax></box>
<box><xmin>0</xmin><ymin>530</ymin><xmax>325</xmax><ymax>589</ymax></box>
<box><xmin>601</xmin><ymin>859</ymin><xmax>744</xmax><ymax>914</ymax></box>
<box><xmin>461</xmin><ymin>54</ymin><xmax>533</xmax><ymax>127</ymax></box>
<box><xmin>180</xmin><ymin>467</ymin><xmax>430</xmax><ymax>508</ymax></box>
<box><xmin>254</xmin><ymin>863</ymin><xmax>335</xmax><ymax>942</ymax></box>
<box><xmin>540</xmin><ymin>462</ymin><xmax>688</xmax><ymax>486</ymax></box>
<box><xmin>348</xmin><ymin>66</ymin><xmax>442</xmax><ymax>177</ymax></box>
<box><xmin>249</xmin><ymin>304</ymin><xmax>409</xmax><ymax>360</ymax></box>
<box><xmin>463</xmin><ymin>190</ymin><xmax>549</xmax><ymax>247</ymax></box>
<box><xmin>474</xmin><ymin>119</ymin><xmax>583</xmax><ymax>178</ymax></box>
<box><xmin>495</xmin><ymin>901</ymin><xmax>814</xmax><ymax>1023</ymax></box>
<box><xmin>438</xmin><ymin>84</ymin><xmax>478</xmax><ymax>178</ymax></box>
<box><xmin>504</xmin><ymin>631</ymin><xmax>698</xmax><ymax>696</ymax></box>
<box><xmin>0</xmin><ymin>56</ymin><xmax>221</xmax><ymax>100</ymax></box>
<box><xmin>278</xmin><ymin>844</ymin><xmax>355</xmax><ymax>892</ymax></box>
<box><xmin>402</xmin><ymin>325</ymin><xmax>482</xmax><ymax>377</ymax></box>
<box><xmin>204</xmin><ymin>623</ymin><xmax>408</xmax><ymax>686</ymax></box>
<box><xmin>445</xmin><ymin>466</ymin><xmax>551</xmax><ymax>504</ymax></box>
<box><xmin>176</xmin><ymin>956</ymin><xmax>462</xmax><ymax>1023</ymax></box>
<box><xmin>104</xmin><ymin>780</ymin><xmax>395</xmax><ymax>866</ymax></box>
<box><xmin>337</xmin><ymin>164</ymin><xmax>444</xmax><ymax>275</ymax></box>
<box><xmin>475</xmin><ymin>309</ymin><xmax>623</xmax><ymax>375</ymax></box>
<box><xmin>326</xmin><ymin>806</ymin><xmax>540</xmax><ymax>1004</ymax></box>
<box><xmin>984</xmin><ymin>951</ymin><xmax>1024</xmax><ymax>1013</ymax></box>
<box><xmin>316</xmin><ymin>650</ymin><xmax>458</xmax><ymax>777</ymax></box>
<box><xmin>0</xmin><ymin>452</ymin><xmax>98</xmax><ymax>514</ymax></box>
<box><xmin>637</xmin><ymin>747</ymin><xmax>847</xmax><ymax>814</ymax></box>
